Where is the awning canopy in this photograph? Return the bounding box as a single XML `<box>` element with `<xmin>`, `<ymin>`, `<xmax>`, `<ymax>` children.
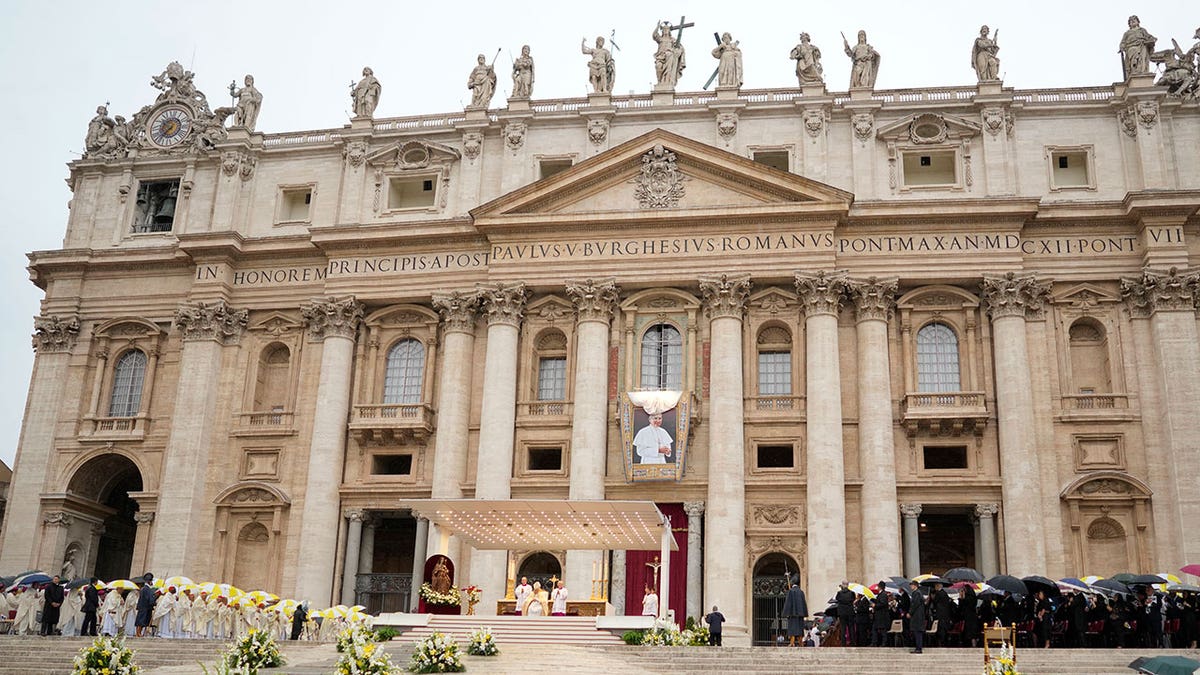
<box><xmin>407</xmin><ymin>499</ymin><xmax>678</xmax><ymax>552</ymax></box>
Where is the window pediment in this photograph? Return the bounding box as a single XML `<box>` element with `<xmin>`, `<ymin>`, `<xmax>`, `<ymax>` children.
<box><xmin>366</xmin><ymin>140</ymin><xmax>461</xmax><ymax>170</ymax></box>
<box><xmin>876</xmin><ymin>112</ymin><xmax>981</xmax><ymax>144</ymax></box>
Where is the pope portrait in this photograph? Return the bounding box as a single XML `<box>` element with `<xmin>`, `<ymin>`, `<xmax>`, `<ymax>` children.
<box><xmin>633</xmin><ymin>413</ymin><xmax>674</xmax><ymax>464</ymax></box>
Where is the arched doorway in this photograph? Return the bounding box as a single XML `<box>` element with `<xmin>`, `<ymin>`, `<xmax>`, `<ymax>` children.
<box><xmin>751</xmin><ymin>552</ymin><xmax>800</xmax><ymax>646</ymax></box>
<box><xmin>517</xmin><ymin>552</ymin><xmax>562</xmax><ymax>591</ymax></box>
<box><xmin>66</xmin><ymin>453</ymin><xmax>144</xmax><ymax>580</ymax></box>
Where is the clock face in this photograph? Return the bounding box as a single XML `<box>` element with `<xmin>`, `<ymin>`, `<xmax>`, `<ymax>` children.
<box><xmin>148</xmin><ymin>106</ymin><xmax>192</xmax><ymax>147</ymax></box>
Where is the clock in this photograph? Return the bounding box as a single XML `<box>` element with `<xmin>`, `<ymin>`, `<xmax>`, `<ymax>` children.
<box><xmin>148</xmin><ymin>106</ymin><xmax>193</xmax><ymax>148</ymax></box>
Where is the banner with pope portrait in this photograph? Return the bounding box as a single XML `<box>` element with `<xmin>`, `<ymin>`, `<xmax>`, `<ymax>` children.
<box><xmin>619</xmin><ymin>390</ymin><xmax>691</xmax><ymax>482</ymax></box>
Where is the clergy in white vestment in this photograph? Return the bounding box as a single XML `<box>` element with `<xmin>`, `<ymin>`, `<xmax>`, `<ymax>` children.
<box><xmin>633</xmin><ymin>414</ymin><xmax>673</xmax><ymax>464</ymax></box>
<box><xmin>121</xmin><ymin>590</ymin><xmax>138</xmax><ymax>635</ymax></box>
<box><xmin>513</xmin><ymin>577</ymin><xmax>533</xmax><ymax>616</ymax></box>
<box><xmin>641</xmin><ymin>586</ymin><xmax>659</xmax><ymax>617</ymax></box>
<box><xmin>0</xmin><ymin>592</ymin><xmax>12</xmax><ymax>629</ymax></box>
<box><xmin>522</xmin><ymin>581</ymin><xmax>548</xmax><ymax>617</ymax></box>
<box><xmin>57</xmin><ymin>586</ymin><xmax>84</xmax><ymax>636</ymax></box>
<box><xmin>99</xmin><ymin>590</ymin><xmax>123</xmax><ymax>636</ymax></box>
<box><xmin>152</xmin><ymin>589</ymin><xmax>176</xmax><ymax>637</ymax></box>
<box><xmin>173</xmin><ymin>593</ymin><xmax>192</xmax><ymax>637</ymax></box>
<box><xmin>13</xmin><ymin>588</ymin><xmax>39</xmax><ymax>634</ymax></box>
<box><xmin>550</xmin><ymin>581</ymin><xmax>568</xmax><ymax>616</ymax></box>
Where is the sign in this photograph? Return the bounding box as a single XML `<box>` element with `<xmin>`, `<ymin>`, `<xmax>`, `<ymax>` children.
<box><xmin>619</xmin><ymin>391</ymin><xmax>692</xmax><ymax>482</ymax></box>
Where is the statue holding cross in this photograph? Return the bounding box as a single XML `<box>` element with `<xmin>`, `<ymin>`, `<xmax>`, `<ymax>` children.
<box><xmin>652</xmin><ymin>16</ymin><xmax>692</xmax><ymax>89</ymax></box>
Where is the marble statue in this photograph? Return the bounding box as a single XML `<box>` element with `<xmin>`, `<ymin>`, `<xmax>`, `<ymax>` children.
<box><xmin>1119</xmin><ymin>15</ymin><xmax>1156</xmax><ymax>79</ymax></box>
<box><xmin>972</xmin><ymin>26</ymin><xmax>1000</xmax><ymax>82</ymax></box>
<box><xmin>844</xmin><ymin>30</ymin><xmax>881</xmax><ymax>89</ymax></box>
<box><xmin>466</xmin><ymin>54</ymin><xmax>497</xmax><ymax>109</ymax></box>
<box><xmin>512</xmin><ymin>45</ymin><xmax>535</xmax><ymax>99</ymax></box>
<box><xmin>1152</xmin><ymin>31</ymin><xmax>1200</xmax><ymax>98</ymax></box>
<box><xmin>712</xmin><ymin>32</ymin><xmax>743</xmax><ymax>88</ymax></box>
<box><xmin>351</xmin><ymin>67</ymin><xmax>382</xmax><ymax>118</ymax></box>
<box><xmin>581</xmin><ymin>36</ymin><xmax>616</xmax><ymax>94</ymax></box>
<box><xmin>790</xmin><ymin>33</ymin><xmax>824</xmax><ymax>86</ymax></box>
<box><xmin>229</xmin><ymin>75</ymin><xmax>263</xmax><ymax>130</ymax></box>
<box><xmin>85</xmin><ymin>105</ymin><xmax>117</xmax><ymax>156</ymax></box>
<box><xmin>653</xmin><ymin>20</ymin><xmax>686</xmax><ymax>88</ymax></box>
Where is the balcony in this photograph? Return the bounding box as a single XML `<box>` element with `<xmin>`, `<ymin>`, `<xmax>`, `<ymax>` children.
<box><xmin>231</xmin><ymin>410</ymin><xmax>297</xmax><ymax>437</ymax></box>
<box><xmin>516</xmin><ymin>400</ymin><xmax>573</xmax><ymax>427</ymax></box>
<box><xmin>744</xmin><ymin>395</ymin><xmax>806</xmax><ymax>419</ymax></box>
<box><xmin>901</xmin><ymin>391</ymin><xmax>989</xmax><ymax>437</ymax></box>
<box><xmin>1056</xmin><ymin>393</ymin><xmax>1137</xmax><ymax>423</ymax></box>
<box><xmin>350</xmin><ymin>403</ymin><xmax>434</xmax><ymax>444</ymax></box>
<box><xmin>79</xmin><ymin>415</ymin><xmax>147</xmax><ymax>442</ymax></box>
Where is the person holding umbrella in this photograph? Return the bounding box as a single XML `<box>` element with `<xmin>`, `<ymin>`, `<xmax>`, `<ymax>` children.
<box><xmin>80</xmin><ymin>578</ymin><xmax>100</xmax><ymax>636</ymax></box>
<box><xmin>907</xmin><ymin>580</ymin><xmax>927</xmax><ymax>653</ymax></box>
<box><xmin>871</xmin><ymin>581</ymin><xmax>893</xmax><ymax>646</ymax></box>
<box><xmin>960</xmin><ymin>583</ymin><xmax>980</xmax><ymax>647</ymax></box>
<box><xmin>929</xmin><ymin>581</ymin><xmax>953</xmax><ymax>647</ymax></box>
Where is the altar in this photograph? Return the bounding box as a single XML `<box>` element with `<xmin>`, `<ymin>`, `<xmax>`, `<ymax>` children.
<box><xmin>496</xmin><ymin>600</ymin><xmax>613</xmax><ymax>616</ymax></box>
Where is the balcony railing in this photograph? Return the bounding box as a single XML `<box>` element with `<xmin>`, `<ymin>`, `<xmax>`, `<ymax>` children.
<box><xmin>1061</xmin><ymin>394</ymin><xmax>1128</xmax><ymax>410</ymax></box>
<box><xmin>81</xmin><ymin>415</ymin><xmax>147</xmax><ymax>441</ymax></box>
<box><xmin>901</xmin><ymin>391</ymin><xmax>989</xmax><ymax>437</ymax></box>
<box><xmin>517</xmin><ymin>400</ymin><xmax>573</xmax><ymax>417</ymax></box>
<box><xmin>904</xmin><ymin>392</ymin><xmax>987</xmax><ymax>410</ymax></box>
<box><xmin>355</xmin><ymin>573</ymin><xmax>412</xmax><ymax>614</ymax></box>
<box><xmin>350</xmin><ymin>403</ymin><xmax>434</xmax><ymax>444</ymax></box>
<box><xmin>744</xmin><ymin>395</ymin><xmax>806</xmax><ymax>415</ymax></box>
<box><xmin>231</xmin><ymin>410</ymin><xmax>296</xmax><ymax>436</ymax></box>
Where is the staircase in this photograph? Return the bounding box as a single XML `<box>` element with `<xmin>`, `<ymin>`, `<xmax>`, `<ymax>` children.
<box><xmin>394</xmin><ymin>615</ymin><xmax>627</xmax><ymax>646</ymax></box>
<box><xmin>0</xmin><ymin>636</ymin><xmax>333</xmax><ymax>675</ymax></box>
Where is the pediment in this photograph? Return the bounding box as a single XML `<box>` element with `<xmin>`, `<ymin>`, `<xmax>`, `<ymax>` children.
<box><xmin>471</xmin><ymin>129</ymin><xmax>852</xmax><ymax>225</ymax></box>
<box><xmin>1052</xmin><ymin>283</ymin><xmax>1121</xmax><ymax>308</ymax></box>
<box><xmin>876</xmin><ymin>112</ymin><xmax>981</xmax><ymax>144</ymax></box>
<box><xmin>526</xmin><ymin>295</ymin><xmax>573</xmax><ymax>326</ymax></box>
<box><xmin>367</xmin><ymin>140</ymin><xmax>461</xmax><ymax>170</ymax></box>
<box><xmin>248</xmin><ymin>312</ymin><xmax>303</xmax><ymax>336</ymax></box>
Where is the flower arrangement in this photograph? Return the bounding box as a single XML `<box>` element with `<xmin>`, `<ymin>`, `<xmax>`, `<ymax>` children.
<box><xmin>460</xmin><ymin>586</ymin><xmax>482</xmax><ymax>615</ymax></box>
<box><xmin>466</xmin><ymin>626</ymin><xmax>499</xmax><ymax>656</ymax></box>
<box><xmin>408</xmin><ymin>632</ymin><xmax>465</xmax><ymax>673</ymax></box>
<box><xmin>219</xmin><ymin>627</ymin><xmax>284</xmax><ymax>673</ymax></box>
<box><xmin>72</xmin><ymin>635</ymin><xmax>140</xmax><ymax>675</ymax></box>
<box><xmin>418</xmin><ymin>583</ymin><xmax>462</xmax><ymax>607</ymax></box>
<box><xmin>335</xmin><ymin>625</ymin><xmax>399</xmax><ymax>675</ymax></box>
<box><xmin>984</xmin><ymin>642</ymin><xmax>1021</xmax><ymax>675</ymax></box>
<box><xmin>636</xmin><ymin>621</ymin><xmax>708</xmax><ymax>647</ymax></box>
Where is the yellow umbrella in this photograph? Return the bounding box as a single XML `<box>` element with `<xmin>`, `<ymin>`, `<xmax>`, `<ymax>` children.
<box><xmin>246</xmin><ymin>590</ymin><xmax>279</xmax><ymax>605</ymax></box>
<box><xmin>912</xmin><ymin>574</ymin><xmax>938</xmax><ymax>583</ymax></box>
<box><xmin>106</xmin><ymin>579</ymin><xmax>139</xmax><ymax>590</ymax></box>
<box><xmin>1081</xmin><ymin>575</ymin><xmax>1105</xmax><ymax>585</ymax></box>
<box><xmin>164</xmin><ymin>576</ymin><xmax>194</xmax><ymax>588</ymax></box>
<box><xmin>268</xmin><ymin>599</ymin><xmax>298</xmax><ymax>612</ymax></box>
<box><xmin>219</xmin><ymin>583</ymin><xmax>244</xmax><ymax>598</ymax></box>
<box><xmin>848</xmin><ymin>583</ymin><xmax>876</xmax><ymax>599</ymax></box>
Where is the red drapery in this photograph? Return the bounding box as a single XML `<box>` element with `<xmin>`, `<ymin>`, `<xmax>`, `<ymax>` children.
<box><xmin>624</xmin><ymin>502</ymin><xmax>688</xmax><ymax>623</ymax></box>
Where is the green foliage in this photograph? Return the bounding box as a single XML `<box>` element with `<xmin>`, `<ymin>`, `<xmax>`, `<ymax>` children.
<box><xmin>622</xmin><ymin>630</ymin><xmax>645</xmax><ymax>645</ymax></box>
<box><xmin>72</xmin><ymin>635</ymin><xmax>140</xmax><ymax>675</ymax></box>
<box><xmin>374</xmin><ymin>626</ymin><xmax>400</xmax><ymax>642</ymax></box>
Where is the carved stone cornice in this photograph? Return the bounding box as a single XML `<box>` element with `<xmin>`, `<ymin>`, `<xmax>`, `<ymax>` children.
<box><xmin>683</xmin><ymin>501</ymin><xmax>706</xmax><ymax>519</ymax></box>
<box><xmin>565</xmin><ymin>278</ymin><xmax>620</xmax><ymax>324</ymax></box>
<box><xmin>699</xmin><ymin>274</ymin><xmax>751</xmax><ymax>320</ymax></box>
<box><xmin>133</xmin><ymin>511</ymin><xmax>156</xmax><ymax>524</ymax></box>
<box><xmin>174</xmin><ymin>300</ymin><xmax>248</xmax><ymax>344</ymax></box>
<box><xmin>974</xmin><ymin>503</ymin><xmax>999</xmax><ymax>518</ymax></box>
<box><xmin>794</xmin><ymin>270</ymin><xmax>848</xmax><ymax>317</ymax></box>
<box><xmin>478</xmin><ymin>282</ymin><xmax>528</xmax><ymax>327</ymax></box>
<box><xmin>32</xmin><ymin>314</ymin><xmax>80</xmax><ymax>353</ymax></box>
<box><xmin>1120</xmin><ymin>267</ymin><xmax>1199</xmax><ymax>319</ymax></box>
<box><xmin>431</xmin><ymin>290</ymin><xmax>480</xmax><ymax>335</ymax></box>
<box><xmin>301</xmin><ymin>296</ymin><xmax>364</xmax><ymax>340</ymax></box>
<box><xmin>847</xmin><ymin>276</ymin><xmax>897</xmax><ymax>323</ymax></box>
<box><xmin>43</xmin><ymin>511</ymin><xmax>73</xmax><ymax>527</ymax></box>
<box><xmin>898</xmin><ymin>503</ymin><xmax>922</xmax><ymax>519</ymax></box>
<box><xmin>981</xmin><ymin>272</ymin><xmax>1052</xmax><ymax>320</ymax></box>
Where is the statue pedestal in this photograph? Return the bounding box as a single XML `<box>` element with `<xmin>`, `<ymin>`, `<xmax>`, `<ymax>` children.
<box><xmin>1126</xmin><ymin>72</ymin><xmax>1158</xmax><ymax>90</ymax></box>
<box><xmin>652</xmin><ymin>84</ymin><xmax>676</xmax><ymax>106</ymax></box>
<box><xmin>587</xmin><ymin>92</ymin><xmax>612</xmax><ymax>108</ymax></box>
<box><xmin>464</xmin><ymin>108</ymin><xmax>489</xmax><ymax>122</ymax></box>
<box><xmin>848</xmin><ymin>87</ymin><xmax>873</xmax><ymax>101</ymax></box>
<box><xmin>507</xmin><ymin>97</ymin><xmax>530</xmax><ymax>112</ymax></box>
<box><xmin>349</xmin><ymin>116</ymin><xmax>373</xmax><ymax>131</ymax></box>
<box><xmin>801</xmin><ymin>83</ymin><xmax>827</xmax><ymax>98</ymax></box>
<box><xmin>977</xmin><ymin>80</ymin><xmax>1004</xmax><ymax>96</ymax></box>
<box><xmin>715</xmin><ymin>86</ymin><xmax>740</xmax><ymax>101</ymax></box>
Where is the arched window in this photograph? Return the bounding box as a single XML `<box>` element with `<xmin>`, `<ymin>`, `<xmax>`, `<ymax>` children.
<box><xmin>756</xmin><ymin>326</ymin><xmax>792</xmax><ymax>396</ymax></box>
<box><xmin>108</xmin><ymin>349</ymin><xmax>147</xmax><ymax>417</ymax></box>
<box><xmin>916</xmin><ymin>323</ymin><xmax>960</xmax><ymax>392</ymax></box>
<box><xmin>640</xmin><ymin>323</ymin><xmax>683</xmax><ymax>390</ymax></box>
<box><xmin>1068</xmin><ymin>320</ymin><xmax>1111</xmax><ymax>394</ymax></box>
<box><xmin>534</xmin><ymin>330</ymin><xmax>568</xmax><ymax>401</ymax></box>
<box><xmin>383</xmin><ymin>339</ymin><xmax>425</xmax><ymax>404</ymax></box>
<box><xmin>253</xmin><ymin>344</ymin><xmax>291</xmax><ymax>411</ymax></box>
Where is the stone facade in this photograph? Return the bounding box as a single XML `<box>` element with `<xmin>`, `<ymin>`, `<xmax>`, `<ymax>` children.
<box><xmin>2</xmin><ymin>58</ymin><xmax>1199</xmax><ymax>645</ymax></box>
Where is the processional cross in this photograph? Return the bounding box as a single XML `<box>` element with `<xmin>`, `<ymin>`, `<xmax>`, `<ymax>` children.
<box><xmin>645</xmin><ymin>555</ymin><xmax>662</xmax><ymax>590</ymax></box>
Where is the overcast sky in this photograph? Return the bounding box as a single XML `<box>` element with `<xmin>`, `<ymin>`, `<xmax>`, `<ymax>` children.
<box><xmin>0</xmin><ymin>1</ymin><xmax>1193</xmax><ymax>467</ymax></box>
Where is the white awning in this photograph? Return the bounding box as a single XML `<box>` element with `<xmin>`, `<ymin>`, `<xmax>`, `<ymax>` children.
<box><xmin>406</xmin><ymin>499</ymin><xmax>678</xmax><ymax>552</ymax></box>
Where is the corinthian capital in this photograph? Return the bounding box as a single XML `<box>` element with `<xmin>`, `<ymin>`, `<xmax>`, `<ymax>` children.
<box><xmin>301</xmin><ymin>296</ymin><xmax>364</xmax><ymax>340</ymax></box>
<box><xmin>974</xmin><ymin>503</ymin><xmax>999</xmax><ymax>518</ymax></box>
<box><xmin>683</xmin><ymin>501</ymin><xmax>706</xmax><ymax>518</ymax></box>
<box><xmin>794</xmin><ymin>270</ymin><xmax>848</xmax><ymax>317</ymax></box>
<box><xmin>566</xmin><ymin>278</ymin><xmax>621</xmax><ymax>324</ymax></box>
<box><xmin>478</xmin><ymin>282</ymin><xmax>528</xmax><ymax>327</ymax></box>
<box><xmin>699</xmin><ymin>274</ymin><xmax>751</xmax><ymax>320</ymax></box>
<box><xmin>32</xmin><ymin>314</ymin><xmax>80</xmax><ymax>353</ymax></box>
<box><xmin>1120</xmin><ymin>267</ymin><xmax>1199</xmax><ymax>319</ymax></box>
<box><xmin>175</xmin><ymin>300</ymin><xmax>248</xmax><ymax>344</ymax></box>
<box><xmin>431</xmin><ymin>290</ymin><xmax>480</xmax><ymax>335</ymax></box>
<box><xmin>898</xmin><ymin>503</ymin><xmax>922</xmax><ymax>519</ymax></box>
<box><xmin>847</xmin><ymin>277</ymin><xmax>898</xmax><ymax>322</ymax></box>
<box><xmin>981</xmin><ymin>272</ymin><xmax>1051</xmax><ymax>320</ymax></box>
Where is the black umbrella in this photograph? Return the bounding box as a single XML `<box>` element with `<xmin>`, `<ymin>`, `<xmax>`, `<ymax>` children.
<box><xmin>1128</xmin><ymin>655</ymin><xmax>1200</xmax><ymax>675</ymax></box>
<box><xmin>889</xmin><ymin>575</ymin><xmax>911</xmax><ymax>587</ymax></box>
<box><xmin>1022</xmin><ymin>575</ymin><xmax>1061</xmax><ymax>597</ymax></box>
<box><xmin>944</xmin><ymin>567</ymin><xmax>984</xmax><ymax>583</ymax></box>
<box><xmin>66</xmin><ymin>577</ymin><xmax>93</xmax><ymax>589</ymax></box>
<box><xmin>1093</xmin><ymin>578</ymin><xmax>1133</xmax><ymax>596</ymax></box>
<box><xmin>919</xmin><ymin>576</ymin><xmax>951</xmax><ymax>586</ymax></box>
<box><xmin>986</xmin><ymin>575</ymin><xmax>1029</xmax><ymax>595</ymax></box>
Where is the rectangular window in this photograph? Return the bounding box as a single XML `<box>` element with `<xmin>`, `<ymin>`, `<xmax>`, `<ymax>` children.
<box><xmin>1048</xmin><ymin>148</ymin><xmax>1093</xmax><ymax>190</ymax></box>
<box><xmin>901</xmin><ymin>150</ymin><xmax>957</xmax><ymax>187</ymax></box>
<box><xmin>372</xmin><ymin>454</ymin><xmax>413</xmax><ymax>475</ymax></box>
<box><xmin>279</xmin><ymin>187</ymin><xmax>312</xmax><ymax>222</ymax></box>
<box><xmin>388</xmin><ymin>176</ymin><xmax>437</xmax><ymax>209</ymax></box>
<box><xmin>539</xmin><ymin>159</ymin><xmax>573</xmax><ymax>180</ymax></box>
<box><xmin>752</xmin><ymin>150</ymin><xmax>790</xmax><ymax>172</ymax></box>
<box><xmin>923</xmin><ymin>445</ymin><xmax>968</xmax><ymax>470</ymax></box>
<box><xmin>131</xmin><ymin>179</ymin><xmax>180</xmax><ymax>233</ymax></box>
<box><xmin>756</xmin><ymin>444</ymin><xmax>795</xmax><ymax>469</ymax></box>
<box><xmin>527</xmin><ymin>447</ymin><xmax>563</xmax><ymax>471</ymax></box>
<box><xmin>757</xmin><ymin>351</ymin><xmax>792</xmax><ymax>396</ymax></box>
<box><xmin>536</xmin><ymin>357</ymin><xmax>567</xmax><ymax>401</ymax></box>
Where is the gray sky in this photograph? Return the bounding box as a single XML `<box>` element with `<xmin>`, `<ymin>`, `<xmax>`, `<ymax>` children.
<box><xmin>0</xmin><ymin>0</ymin><xmax>1193</xmax><ymax>467</ymax></box>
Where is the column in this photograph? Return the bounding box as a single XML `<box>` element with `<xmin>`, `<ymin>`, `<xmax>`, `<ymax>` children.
<box><xmin>795</xmin><ymin>271</ymin><xmax>848</xmax><ymax>601</ymax></box>
<box><xmin>563</xmin><ymin>279</ymin><xmax>620</xmax><ymax>598</ymax></box>
<box><xmin>152</xmin><ymin>301</ymin><xmax>248</xmax><ymax>577</ymax></box>
<box><xmin>900</xmin><ymin>504</ymin><xmax>922</xmax><ymax>579</ymax></box>
<box><xmin>847</xmin><ymin>277</ymin><xmax>901</xmax><ymax>582</ymax></box>
<box><xmin>683</xmin><ymin>501</ymin><xmax>705</xmax><ymax>622</ymax></box>
<box><xmin>975</xmin><ymin>503</ymin><xmax>999</xmax><ymax>578</ymax></box>
<box><xmin>699</xmin><ymin>274</ymin><xmax>751</xmax><ymax>636</ymax></box>
<box><xmin>981</xmin><ymin>273</ymin><xmax>1050</xmax><ymax>575</ymax></box>
<box><xmin>469</xmin><ymin>282</ymin><xmax>527</xmax><ymax>614</ymax></box>
<box><xmin>611</xmin><ymin>550</ymin><xmax>626</xmax><ymax>614</ymax></box>
<box><xmin>341</xmin><ymin>509</ymin><xmax>365</xmax><ymax>606</ymax></box>
<box><xmin>130</xmin><ymin>510</ymin><xmax>156</xmax><ymax>577</ymax></box>
<box><xmin>1121</xmin><ymin>268</ymin><xmax>1200</xmax><ymax>564</ymax></box>
<box><xmin>0</xmin><ymin>315</ymin><xmax>79</xmax><ymax>570</ymax></box>
<box><xmin>410</xmin><ymin>516</ymin><xmax>430</xmax><ymax>611</ymax></box>
<box><xmin>358</xmin><ymin>517</ymin><xmax>376</xmax><ymax>575</ymax></box>
<box><xmin>294</xmin><ymin>296</ymin><xmax>363</xmax><ymax>605</ymax></box>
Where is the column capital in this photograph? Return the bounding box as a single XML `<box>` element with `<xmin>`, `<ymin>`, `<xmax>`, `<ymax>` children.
<box><xmin>981</xmin><ymin>272</ymin><xmax>1051</xmax><ymax>320</ymax></box>
<box><xmin>43</xmin><ymin>511</ymin><xmax>74</xmax><ymax>527</ymax></box>
<box><xmin>32</xmin><ymin>314</ymin><xmax>81</xmax><ymax>353</ymax></box>
<box><xmin>478</xmin><ymin>282</ymin><xmax>528</xmax><ymax>327</ymax></box>
<box><xmin>794</xmin><ymin>270</ymin><xmax>849</xmax><ymax>317</ymax></box>
<box><xmin>699</xmin><ymin>274</ymin><xmax>752</xmax><ymax>320</ymax></box>
<box><xmin>344</xmin><ymin>508</ymin><xmax>366</xmax><ymax>522</ymax></box>
<box><xmin>974</xmin><ymin>503</ymin><xmax>999</xmax><ymax>518</ymax></box>
<box><xmin>898</xmin><ymin>503</ymin><xmax>923</xmax><ymax>519</ymax></box>
<box><xmin>133</xmin><ymin>511</ymin><xmax>156</xmax><ymax>524</ymax></box>
<box><xmin>566</xmin><ymin>278</ymin><xmax>621</xmax><ymax>324</ymax></box>
<box><xmin>175</xmin><ymin>300</ymin><xmax>248</xmax><ymax>344</ymax></box>
<box><xmin>683</xmin><ymin>501</ymin><xmax>706</xmax><ymax>518</ymax></box>
<box><xmin>1120</xmin><ymin>267</ymin><xmax>1199</xmax><ymax>319</ymax></box>
<box><xmin>302</xmin><ymin>296</ymin><xmax>364</xmax><ymax>340</ymax></box>
<box><xmin>431</xmin><ymin>290</ymin><xmax>480</xmax><ymax>335</ymax></box>
<box><xmin>846</xmin><ymin>276</ymin><xmax>898</xmax><ymax>323</ymax></box>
